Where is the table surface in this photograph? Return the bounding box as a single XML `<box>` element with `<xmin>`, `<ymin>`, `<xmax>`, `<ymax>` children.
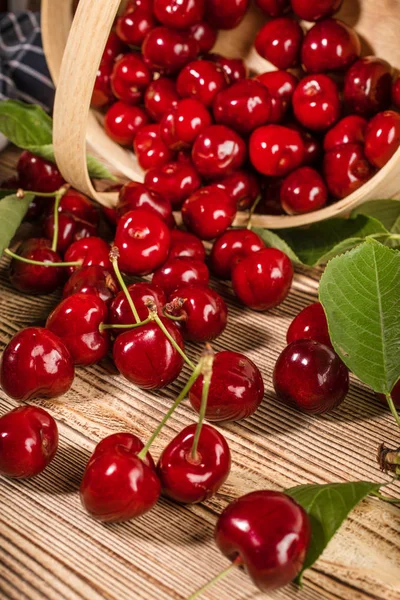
<box><xmin>0</xmin><ymin>147</ymin><xmax>399</xmax><ymax>600</ymax></box>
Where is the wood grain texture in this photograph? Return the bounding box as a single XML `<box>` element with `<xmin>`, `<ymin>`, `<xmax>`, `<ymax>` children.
<box><xmin>0</xmin><ymin>150</ymin><xmax>399</xmax><ymax>600</ymax></box>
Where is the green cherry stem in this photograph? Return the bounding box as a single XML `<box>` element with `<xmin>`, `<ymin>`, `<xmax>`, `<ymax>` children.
<box><xmin>152</xmin><ymin>311</ymin><xmax>196</xmax><ymax>371</ymax></box>
<box><xmin>3</xmin><ymin>248</ymin><xmax>80</xmax><ymax>268</ymax></box>
<box><xmin>51</xmin><ymin>185</ymin><xmax>70</xmax><ymax>252</ymax></box>
<box><xmin>371</xmin><ymin>490</ymin><xmax>400</xmax><ymax>504</ymax></box>
<box><xmin>186</xmin><ymin>557</ymin><xmax>243</xmax><ymax>600</ymax></box>
<box><xmin>246</xmin><ymin>194</ymin><xmax>262</xmax><ymax>230</ymax></box>
<box><xmin>191</xmin><ymin>345</ymin><xmax>214</xmax><ymax>461</ymax></box>
<box><xmin>386</xmin><ymin>393</ymin><xmax>400</xmax><ymax>429</ymax></box>
<box><xmin>99</xmin><ymin>317</ymin><xmax>152</xmax><ymax>332</ymax></box>
<box><xmin>137</xmin><ymin>361</ymin><xmax>203</xmax><ymax>461</ymax></box>
<box><xmin>109</xmin><ymin>246</ymin><xmax>141</xmax><ymax>324</ymax></box>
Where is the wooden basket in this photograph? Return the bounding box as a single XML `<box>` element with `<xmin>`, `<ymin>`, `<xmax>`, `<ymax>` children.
<box><xmin>41</xmin><ymin>0</ymin><xmax>400</xmax><ymax>229</ymax></box>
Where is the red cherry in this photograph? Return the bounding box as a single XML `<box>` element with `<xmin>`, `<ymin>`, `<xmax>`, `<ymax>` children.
<box><xmin>55</xmin><ymin>189</ymin><xmax>99</xmax><ymax>224</ymax></box>
<box><xmin>86</xmin><ymin>432</ymin><xmax>155</xmax><ymax>471</ymax></box>
<box><xmin>104</xmin><ymin>101</ymin><xmax>149</xmax><ymax>146</ymax></box>
<box><xmin>364</xmin><ymin>110</ymin><xmax>400</xmax><ymax>168</ymax></box>
<box><xmin>293</xmin><ymin>74</ymin><xmax>340</xmax><ymax>131</ymax></box>
<box><xmin>113</xmin><ymin>319</ymin><xmax>184</xmax><ymax>389</ymax></box>
<box><xmin>205</xmin><ymin>0</ymin><xmax>249</xmax><ymax>29</ymax></box>
<box><xmin>117</xmin><ymin>181</ymin><xmax>175</xmax><ymax>228</ymax></box>
<box><xmin>323</xmin><ymin>114</ymin><xmax>367</xmax><ymax>152</ymax></box>
<box><xmin>256</xmin><ymin>70</ymin><xmax>298</xmax><ymax>123</ymax></box>
<box><xmin>292</xmin><ymin>126</ymin><xmax>321</xmax><ymax>165</ymax></box>
<box><xmin>167</xmin><ymin>284</ymin><xmax>227</xmax><ymax>341</ymax></box>
<box><xmin>142</xmin><ymin>27</ymin><xmax>199</xmax><ymax>74</ymax></box>
<box><xmin>302</xmin><ymin>19</ymin><xmax>360</xmax><ymax>73</ymax></box>
<box><xmin>249</xmin><ymin>125</ymin><xmax>305</xmax><ymax>176</ymax></box>
<box><xmin>157</xmin><ymin>423</ymin><xmax>231</xmax><ymax>503</ymax></box>
<box><xmin>392</xmin><ymin>76</ymin><xmax>400</xmax><ymax>110</ymax></box>
<box><xmin>144</xmin><ymin>77</ymin><xmax>179</xmax><ymax>122</ymax></box>
<box><xmin>154</xmin><ymin>0</ymin><xmax>205</xmax><ymax>29</ymax></box>
<box><xmin>192</xmin><ymin>125</ymin><xmax>247</xmax><ymax>179</ymax></box>
<box><xmin>189</xmin><ymin>22</ymin><xmax>217</xmax><ymax>53</ymax></box>
<box><xmin>210</xmin><ymin>229</ymin><xmax>265</xmax><ymax>279</ymax></box>
<box><xmin>273</xmin><ymin>339</ymin><xmax>349</xmax><ymax>414</ymax></box>
<box><xmin>177</xmin><ymin>60</ymin><xmax>228</xmax><ymax>107</ymax></box>
<box><xmin>109</xmin><ymin>282</ymin><xmax>166</xmax><ymax>333</ymax></box>
<box><xmin>258</xmin><ymin>177</ymin><xmax>285</xmax><ymax>215</ymax></box>
<box><xmin>216</xmin><ymin>170</ymin><xmax>261</xmax><ymax>210</ymax></box>
<box><xmin>189</xmin><ymin>350</ymin><xmax>264</xmax><ymax>422</ymax></box>
<box><xmin>102</xmin><ymin>31</ymin><xmax>126</xmax><ymax>64</ymax></box>
<box><xmin>0</xmin><ymin>327</ymin><xmax>74</xmax><ymax>402</ymax></box>
<box><xmin>64</xmin><ymin>237</ymin><xmax>112</xmax><ymax>275</ymax></box>
<box><xmin>43</xmin><ymin>213</ymin><xmax>77</xmax><ymax>255</ymax></box>
<box><xmin>213</xmin><ymin>79</ymin><xmax>272</xmax><ymax>134</ymax></box>
<box><xmin>255</xmin><ymin>17</ymin><xmax>303</xmax><ymax>70</ymax></box>
<box><xmin>255</xmin><ymin>0</ymin><xmax>290</xmax><ymax>16</ymax></box>
<box><xmin>116</xmin><ymin>7</ymin><xmax>157</xmax><ymax>47</ymax></box>
<box><xmin>17</xmin><ymin>151</ymin><xmax>65</xmax><ymax>193</ymax></box>
<box><xmin>207</xmin><ymin>53</ymin><xmax>248</xmax><ymax>84</ymax></box>
<box><xmin>80</xmin><ymin>433</ymin><xmax>160</xmax><ymax>522</ymax></box>
<box><xmin>134</xmin><ymin>124</ymin><xmax>174</xmax><ymax>171</ymax></box>
<box><xmin>344</xmin><ymin>57</ymin><xmax>393</xmax><ymax>117</ymax></box>
<box><xmin>145</xmin><ymin>160</ymin><xmax>201</xmax><ymax>209</ymax></box>
<box><xmin>291</xmin><ymin>0</ymin><xmax>343</xmax><ymax>21</ymax></box>
<box><xmin>9</xmin><ymin>238</ymin><xmax>65</xmax><ymax>295</ymax></box>
<box><xmin>0</xmin><ymin>406</ymin><xmax>58</xmax><ymax>479</ymax></box>
<box><xmin>182</xmin><ymin>186</ymin><xmax>236</xmax><ymax>240</ymax></box>
<box><xmin>323</xmin><ymin>143</ymin><xmax>375</xmax><ymax>199</ymax></box>
<box><xmin>114</xmin><ymin>209</ymin><xmax>170</xmax><ymax>275</ymax></box>
<box><xmin>161</xmin><ymin>98</ymin><xmax>212</xmax><ymax>150</ymax></box>
<box><xmin>168</xmin><ymin>229</ymin><xmax>206</xmax><ymax>261</ymax></box>
<box><xmin>110</xmin><ymin>53</ymin><xmax>152</xmax><ymax>105</ymax></box>
<box><xmin>152</xmin><ymin>257</ymin><xmax>209</xmax><ymax>296</ymax></box>
<box><xmin>232</xmin><ymin>248</ymin><xmax>293</xmax><ymax>310</ymax></box>
<box><xmin>91</xmin><ymin>61</ymin><xmax>114</xmax><ymax>109</ymax></box>
<box><xmin>280</xmin><ymin>166</ymin><xmax>328</xmax><ymax>214</ymax></box>
<box><xmin>63</xmin><ymin>265</ymin><xmax>118</xmax><ymax>306</ymax></box>
<box><xmin>215</xmin><ymin>491</ymin><xmax>311</xmax><ymax>591</ymax></box>
<box><xmin>287</xmin><ymin>301</ymin><xmax>332</xmax><ymax>347</ymax></box>
<box><xmin>46</xmin><ymin>293</ymin><xmax>110</xmax><ymax>366</ymax></box>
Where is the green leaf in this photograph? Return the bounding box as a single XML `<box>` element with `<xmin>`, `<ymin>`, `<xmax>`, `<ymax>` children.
<box><xmin>255</xmin><ymin>228</ymin><xmax>301</xmax><ymax>263</ymax></box>
<box><xmin>29</xmin><ymin>145</ymin><xmax>116</xmax><ymax>181</ymax></box>
<box><xmin>286</xmin><ymin>481</ymin><xmax>381</xmax><ymax>581</ymax></box>
<box><xmin>0</xmin><ymin>100</ymin><xmax>52</xmax><ymax>147</ymax></box>
<box><xmin>319</xmin><ymin>239</ymin><xmax>400</xmax><ymax>394</ymax></box>
<box><xmin>353</xmin><ymin>200</ymin><xmax>400</xmax><ymax>248</ymax></box>
<box><xmin>0</xmin><ymin>192</ymin><xmax>34</xmax><ymax>257</ymax></box>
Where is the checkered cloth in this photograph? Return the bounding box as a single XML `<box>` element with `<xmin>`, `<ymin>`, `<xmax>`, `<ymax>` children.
<box><xmin>0</xmin><ymin>11</ymin><xmax>55</xmax><ymax>112</ymax></box>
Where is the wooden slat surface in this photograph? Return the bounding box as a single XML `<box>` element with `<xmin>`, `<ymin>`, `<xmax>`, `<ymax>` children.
<box><xmin>0</xmin><ymin>148</ymin><xmax>399</xmax><ymax>600</ymax></box>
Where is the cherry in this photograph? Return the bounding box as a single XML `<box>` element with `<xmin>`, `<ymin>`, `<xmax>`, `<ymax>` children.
<box><xmin>249</xmin><ymin>125</ymin><xmax>305</xmax><ymax>177</ymax></box>
<box><xmin>182</xmin><ymin>186</ymin><xmax>236</xmax><ymax>240</ymax></box>
<box><xmin>152</xmin><ymin>257</ymin><xmax>209</xmax><ymax>296</ymax></box>
<box><xmin>9</xmin><ymin>238</ymin><xmax>65</xmax><ymax>295</ymax></box>
<box><xmin>280</xmin><ymin>166</ymin><xmax>328</xmax><ymax>215</ymax></box>
<box><xmin>133</xmin><ymin>124</ymin><xmax>174</xmax><ymax>171</ymax></box>
<box><xmin>255</xmin><ymin>17</ymin><xmax>303</xmax><ymax>70</ymax></box>
<box><xmin>176</xmin><ymin>60</ymin><xmax>228</xmax><ymax>107</ymax></box>
<box><xmin>293</xmin><ymin>74</ymin><xmax>340</xmax><ymax>131</ymax></box>
<box><xmin>116</xmin><ymin>7</ymin><xmax>157</xmax><ymax>47</ymax></box>
<box><xmin>63</xmin><ymin>265</ymin><xmax>118</xmax><ymax>306</ymax></box>
<box><xmin>210</xmin><ymin>229</ymin><xmax>265</xmax><ymax>279</ymax></box>
<box><xmin>256</xmin><ymin>70</ymin><xmax>298</xmax><ymax>123</ymax></box>
<box><xmin>255</xmin><ymin>0</ymin><xmax>290</xmax><ymax>16</ymax></box>
<box><xmin>205</xmin><ymin>0</ymin><xmax>249</xmax><ymax>30</ymax></box>
<box><xmin>55</xmin><ymin>189</ymin><xmax>99</xmax><ymax>224</ymax></box>
<box><xmin>142</xmin><ymin>27</ymin><xmax>199</xmax><ymax>74</ymax></box>
<box><xmin>114</xmin><ymin>209</ymin><xmax>171</xmax><ymax>275</ymax></box>
<box><xmin>117</xmin><ymin>181</ymin><xmax>175</xmax><ymax>228</ymax></box>
<box><xmin>213</xmin><ymin>79</ymin><xmax>272</xmax><ymax>135</ymax></box>
<box><xmin>64</xmin><ymin>237</ymin><xmax>112</xmax><ymax>275</ymax></box>
<box><xmin>102</xmin><ymin>31</ymin><xmax>126</xmax><ymax>64</ymax></box>
<box><xmin>168</xmin><ymin>229</ymin><xmax>206</xmax><ymax>261</ymax></box>
<box><xmin>144</xmin><ymin>160</ymin><xmax>201</xmax><ymax>209</ymax></box>
<box><xmin>104</xmin><ymin>101</ymin><xmax>149</xmax><ymax>146</ymax></box>
<box><xmin>0</xmin><ymin>406</ymin><xmax>58</xmax><ymax>479</ymax></box>
<box><xmin>91</xmin><ymin>61</ymin><xmax>114</xmax><ymax>109</ymax></box>
<box><xmin>215</xmin><ymin>490</ymin><xmax>311</xmax><ymax>591</ymax></box>
<box><xmin>113</xmin><ymin>319</ymin><xmax>184</xmax><ymax>389</ymax></box>
<box><xmin>192</xmin><ymin>125</ymin><xmax>247</xmax><ymax>179</ymax></box>
<box><xmin>287</xmin><ymin>301</ymin><xmax>332</xmax><ymax>347</ymax></box>
<box><xmin>364</xmin><ymin>110</ymin><xmax>400</xmax><ymax>168</ymax></box>
<box><xmin>344</xmin><ymin>57</ymin><xmax>393</xmax><ymax>117</ymax></box>
<box><xmin>110</xmin><ymin>53</ymin><xmax>152</xmax><ymax>105</ymax></box>
<box><xmin>109</xmin><ymin>282</ymin><xmax>166</xmax><ymax>331</ymax></box>
<box><xmin>323</xmin><ymin>143</ymin><xmax>375</xmax><ymax>199</ymax></box>
<box><xmin>216</xmin><ymin>170</ymin><xmax>261</xmax><ymax>210</ymax></box>
<box><xmin>302</xmin><ymin>19</ymin><xmax>360</xmax><ymax>74</ymax></box>
<box><xmin>232</xmin><ymin>248</ymin><xmax>293</xmax><ymax>310</ymax></box>
<box><xmin>294</xmin><ymin>127</ymin><xmax>321</xmax><ymax>165</ymax></box>
<box><xmin>160</xmin><ymin>98</ymin><xmax>212</xmax><ymax>150</ymax></box>
<box><xmin>392</xmin><ymin>76</ymin><xmax>400</xmax><ymax>110</ymax></box>
<box><xmin>189</xmin><ymin>351</ymin><xmax>264</xmax><ymax>421</ymax></box>
<box><xmin>144</xmin><ymin>77</ymin><xmax>179</xmax><ymax>122</ymax></box>
<box><xmin>43</xmin><ymin>213</ymin><xmax>77</xmax><ymax>255</ymax></box>
<box><xmin>17</xmin><ymin>151</ymin><xmax>65</xmax><ymax>193</ymax></box>
<box><xmin>189</xmin><ymin>22</ymin><xmax>217</xmax><ymax>54</ymax></box>
<box><xmin>258</xmin><ymin>177</ymin><xmax>286</xmax><ymax>215</ymax></box>
<box><xmin>154</xmin><ymin>0</ymin><xmax>205</xmax><ymax>29</ymax></box>
<box><xmin>80</xmin><ymin>433</ymin><xmax>160</xmax><ymax>522</ymax></box>
<box><xmin>291</xmin><ymin>0</ymin><xmax>343</xmax><ymax>21</ymax></box>
<box><xmin>323</xmin><ymin>115</ymin><xmax>367</xmax><ymax>152</ymax></box>
<box><xmin>157</xmin><ymin>423</ymin><xmax>231</xmax><ymax>503</ymax></box>
<box><xmin>0</xmin><ymin>327</ymin><xmax>74</xmax><ymax>401</ymax></box>
<box><xmin>167</xmin><ymin>284</ymin><xmax>227</xmax><ymax>341</ymax></box>
<box><xmin>207</xmin><ymin>54</ymin><xmax>248</xmax><ymax>85</ymax></box>
<box><xmin>273</xmin><ymin>339</ymin><xmax>349</xmax><ymax>414</ymax></box>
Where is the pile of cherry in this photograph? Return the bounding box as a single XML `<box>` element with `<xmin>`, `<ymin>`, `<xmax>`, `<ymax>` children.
<box><xmin>92</xmin><ymin>0</ymin><xmax>400</xmax><ymax>217</ymax></box>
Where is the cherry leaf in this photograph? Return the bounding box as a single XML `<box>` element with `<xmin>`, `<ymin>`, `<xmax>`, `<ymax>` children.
<box><xmin>0</xmin><ymin>193</ymin><xmax>34</xmax><ymax>257</ymax></box>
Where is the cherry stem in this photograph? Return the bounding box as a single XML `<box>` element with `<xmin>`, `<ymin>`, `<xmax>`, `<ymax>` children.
<box><xmin>109</xmin><ymin>247</ymin><xmax>140</xmax><ymax>324</ymax></box>
<box><xmin>246</xmin><ymin>195</ymin><xmax>262</xmax><ymax>230</ymax></box>
<box><xmin>186</xmin><ymin>557</ymin><xmax>243</xmax><ymax>600</ymax></box>
<box><xmin>385</xmin><ymin>393</ymin><xmax>400</xmax><ymax>429</ymax></box>
<box><xmin>191</xmin><ymin>345</ymin><xmax>214</xmax><ymax>461</ymax></box>
<box><xmin>162</xmin><ymin>308</ymin><xmax>186</xmax><ymax>322</ymax></box>
<box><xmin>51</xmin><ymin>185</ymin><xmax>70</xmax><ymax>252</ymax></box>
<box><xmin>3</xmin><ymin>248</ymin><xmax>80</xmax><ymax>267</ymax></box>
<box><xmin>99</xmin><ymin>317</ymin><xmax>151</xmax><ymax>332</ymax></box>
<box><xmin>137</xmin><ymin>361</ymin><xmax>203</xmax><ymax>461</ymax></box>
<box><xmin>152</xmin><ymin>312</ymin><xmax>196</xmax><ymax>370</ymax></box>
<box><xmin>371</xmin><ymin>490</ymin><xmax>400</xmax><ymax>504</ymax></box>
